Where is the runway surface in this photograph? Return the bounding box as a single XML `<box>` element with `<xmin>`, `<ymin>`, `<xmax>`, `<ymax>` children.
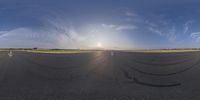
<box><xmin>0</xmin><ymin>51</ymin><xmax>200</xmax><ymax>100</ymax></box>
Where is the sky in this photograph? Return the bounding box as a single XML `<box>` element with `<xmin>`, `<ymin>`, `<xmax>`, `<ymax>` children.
<box><xmin>0</xmin><ymin>0</ymin><xmax>200</xmax><ymax>49</ymax></box>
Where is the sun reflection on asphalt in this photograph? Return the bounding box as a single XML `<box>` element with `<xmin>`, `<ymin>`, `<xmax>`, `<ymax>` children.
<box><xmin>86</xmin><ymin>51</ymin><xmax>115</xmax><ymax>80</ymax></box>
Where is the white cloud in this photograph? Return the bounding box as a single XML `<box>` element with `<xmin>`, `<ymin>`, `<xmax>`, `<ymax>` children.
<box><xmin>116</xmin><ymin>25</ymin><xmax>137</xmax><ymax>31</ymax></box>
<box><xmin>102</xmin><ymin>24</ymin><xmax>116</xmax><ymax>28</ymax></box>
<box><xmin>0</xmin><ymin>28</ymin><xmax>57</xmax><ymax>48</ymax></box>
<box><xmin>0</xmin><ymin>28</ymin><xmax>33</xmax><ymax>39</ymax></box>
<box><xmin>183</xmin><ymin>20</ymin><xmax>193</xmax><ymax>34</ymax></box>
<box><xmin>149</xmin><ymin>26</ymin><xmax>177</xmax><ymax>43</ymax></box>
<box><xmin>125</xmin><ymin>11</ymin><xmax>137</xmax><ymax>17</ymax></box>
<box><xmin>0</xmin><ymin>25</ymin><xmax>94</xmax><ymax>49</ymax></box>
<box><xmin>125</xmin><ymin>18</ymin><xmax>134</xmax><ymax>22</ymax></box>
<box><xmin>191</xmin><ymin>32</ymin><xmax>200</xmax><ymax>42</ymax></box>
<box><xmin>145</xmin><ymin>20</ymin><xmax>158</xmax><ymax>27</ymax></box>
<box><xmin>149</xmin><ymin>27</ymin><xmax>163</xmax><ymax>35</ymax></box>
<box><xmin>0</xmin><ymin>31</ymin><xmax>9</xmax><ymax>37</ymax></box>
<box><xmin>168</xmin><ymin>26</ymin><xmax>176</xmax><ymax>43</ymax></box>
<box><xmin>102</xmin><ymin>24</ymin><xmax>137</xmax><ymax>31</ymax></box>
<box><xmin>45</xmin><ymin>20</ymin><xmax>90</xmax><ymax>49</ymax></box>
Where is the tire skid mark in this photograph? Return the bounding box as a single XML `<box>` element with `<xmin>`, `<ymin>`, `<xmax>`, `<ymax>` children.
<box><xmin>127</xmin><ymin>60</ymin><xmax>200</xmax><ymax>76</ymax></box>
<box><xmin>120</xmin><ymin>53</ymin><xmax>200</xmax><ymax>76</ymax></box>
<box><xmin>120</xmin><ymin>53</ymin><xmax>198</xmax><ymax>65</ymax></box>
<box><xmin>120</xmin><ymin>67</ymin><xmax>133</xmax><ymax>80</ymax></box>
<box><xmin>133</xmin><ymin>77</ymin><xmax>181</xmax><ymax>87</ymax></box>
<box><xmin>123</xmin><ymin>53</ymin><xmax>198</xmax><ymax>67</ymax></box>
<box><xmin>118</xmin><ymin>51</ymin><xmax>198</xmax><ymax>59</ymax></box>
<box><xmin>129</xmin><ymin>77</ymin><xmax>181</xmax><ymax>87</ymax></box>
<box><xmin>117</xmin><ymin>52</ymin><xmax>200</xmax><ymax>87</ymax></box>
<box><xmin>120</xmin><ymin>66</ymin><xmax>181</xmax><ymax>87</ymax></box>
<box><xmin>128</xmin><ymin>57</ymin><xmax>194</xmax><ymax>66</ymax></box>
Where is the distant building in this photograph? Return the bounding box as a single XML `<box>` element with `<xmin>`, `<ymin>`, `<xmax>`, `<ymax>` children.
<box><xmin>33</xmin><ymin>47</ymin><xmax>38</xmax><ymax>50</ymax></box>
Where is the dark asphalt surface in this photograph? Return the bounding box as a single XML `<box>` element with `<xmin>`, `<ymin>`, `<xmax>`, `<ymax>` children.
<box><xmin>0</xmin><ymin>51</ymin><xmax>200</xmax><ymax>100</ymax></box>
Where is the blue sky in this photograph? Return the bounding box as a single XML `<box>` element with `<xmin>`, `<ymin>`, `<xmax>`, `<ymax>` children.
<box><xmin>0</xmin><ymin>0</ymin><xmax>200</xmax><ymax>49</ymax></box>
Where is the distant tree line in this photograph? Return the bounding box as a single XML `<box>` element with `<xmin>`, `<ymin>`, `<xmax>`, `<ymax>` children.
<box><xmin>0</xmin><ymin>48</ymin><xmax>200</xmax><ymax>51</ymax></box>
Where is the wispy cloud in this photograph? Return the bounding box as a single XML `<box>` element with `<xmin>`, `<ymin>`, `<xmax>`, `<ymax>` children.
<box><xmin>0</xmin><ymin>31</ymin><xmax>9</xmax><ymax>38</ymax></box>
<box><xmin>168</xmin><ymin>26</ymin><xmax>176</xmax><ymax>43</ymax></box>
<box><xmin>145</xmin><ymin>20</ymin><xmax>158</xmax><ymax>27</ymax></box>
<box><xmin>124</xmin><ymin>9</ymin><xmax>142</xmax><ymax>23</ymax></box>
<box><xmin>102</xmin><ymin>24</ymin><xmax>137</xmax><ymax>31</ymax></box>
<box><xmin>125</xmin><ymin>11</ymin><xmax>137</xmax><ymax>17</ymax></box>
<box><xmin>183</xmin><ymin>20</ymin><xmax>193</xmax><ymax>34</ymax></box>
<box><xmin>149</xmin><ymin>27</ymin><xmax>163</xmax><ymax>36</ymax></box>
<box><xmin>45</xmin><ymin>19</ymin><xmax>91</xmax><ymax>49</ymax></box>
<box><xmin>0</xmin><ymin>28</ymin><xmax>57</xmax><ymax>48</ymax></box>
<box><xmin>191</xmin><ymin>32</ymin><xmax>200</xmax><ymax>42</ymax></box>
<box><xmin>116</xmin><ymin>25</ymin><xmax>137</xmax><ymax>31</ymax></box>
<box><xmin>148</xmin><ymin>25</ymin><xmax>177</xmax><ymax>43</ymax></box>
<box><xmin>102</xmin><ymin>24</ymin><xmax>116</xmax><ymax>28</ymax></box>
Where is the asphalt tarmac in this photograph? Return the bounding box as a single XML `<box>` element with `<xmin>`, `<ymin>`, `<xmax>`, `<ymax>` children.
<box><xmin>0</xmin><ymin>51</ymin><xmax>200</xmax><ymax>100</ymax></box>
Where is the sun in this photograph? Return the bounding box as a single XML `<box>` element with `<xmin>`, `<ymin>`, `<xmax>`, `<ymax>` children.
<box><xmin>97</xmin><ymin>42</ymin><xmax>102</xmax><ymax>48</ymax></box>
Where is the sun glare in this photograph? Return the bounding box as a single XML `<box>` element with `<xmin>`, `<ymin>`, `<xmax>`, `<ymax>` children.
<box><xmin>97</xmin><ymin>42</ymin><xmax>102</xmax><ymax>48</ymax></box>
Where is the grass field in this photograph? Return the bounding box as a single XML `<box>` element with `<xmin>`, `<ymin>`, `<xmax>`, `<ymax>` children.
<box><xmin>123</xmin><ymin>49</ymin><xmax>200</xmax><ymax>53</ymax></box>
<box><xmin>26</xmin><ymin>49</ymin><xmax>97</xmax><ymax>54</ymax></box>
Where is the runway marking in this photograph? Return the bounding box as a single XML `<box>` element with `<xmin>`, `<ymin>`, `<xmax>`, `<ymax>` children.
<box><xmin>8</xmin><ymin>51</ymin><xmax>13</xmax><ymax>57</ymax></box>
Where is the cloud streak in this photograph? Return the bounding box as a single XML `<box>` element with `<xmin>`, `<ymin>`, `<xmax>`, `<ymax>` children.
<box><xmin>0</xmin><ymin>28</ymin><xmax>57</xmax><ymax>48</ymax></box>
<box><xmin>149</xmin><ymin>27</ymin><xmax>163</xmax><ymax>36</ymax></box>
<box><xmin>102</xmin><ymin>24</ymin><xmax>137</xmax><ymax>31</ymax></box>
<box><xmin>45</xmin><ymin>19</ymin><xmax>91</xmax><ymax>49</ymax></box>
<box><xmin>0</xmin><ymin>31</ymin><xmax>9</xmax><ymax>38</ymax></box>
<box><xmin>148</xmin><ymin>25</ymin><xmax>177</xmax><ymax>43</ymax></box>
<box><xmin>125</xmin><ymin>10</ymin><xmax>138</xmax><ymax>17</ymax></box>
<box><xmin>116</xmin><ymin>25</ymin><xmax>138</xmax><ymax>31</ymax></box>
<box><xmin>183</xmin><ymin>20</ymin><xmax>193</xmax><ymax>34</ymax></box>
<box><xmin>168</xmin><ymin>26</ymin><xmax>176</xmax><ymax>43</ymax></box>
<box><xmin>191</xmin><ymin>32</ymin><xmax>200</xmax><ymax>42</ymax></box>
